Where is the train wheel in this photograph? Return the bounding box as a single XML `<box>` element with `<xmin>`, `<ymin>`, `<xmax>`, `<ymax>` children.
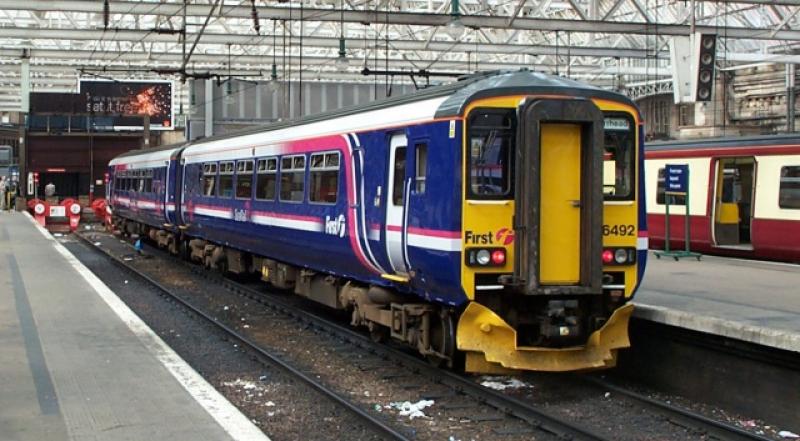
<box><xmin>426</xmin><ymin>310</ymin><xmax>456</xmax><ymax>368</ymax></box>
<box><xmin>369</xmin><ymin>323</ymin><xmax>388</xmax><ymax>343</ymax></box>
<box><xmin>179</xmin><ymin>240</ymin><xmax>190</xmax><ymax>261</ymax></box>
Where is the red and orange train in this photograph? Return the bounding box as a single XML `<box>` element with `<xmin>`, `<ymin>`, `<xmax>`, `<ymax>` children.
<box><xmin>645</xmin><ymin>134</ymin><xmax>800</xmax><ymax>262</ymax></box>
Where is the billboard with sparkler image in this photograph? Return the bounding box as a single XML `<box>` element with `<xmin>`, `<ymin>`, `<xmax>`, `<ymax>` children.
<box><xmin>79</xmin><ymin>79</ymin><xmax>174</xmax><ymax>131</ymax></box>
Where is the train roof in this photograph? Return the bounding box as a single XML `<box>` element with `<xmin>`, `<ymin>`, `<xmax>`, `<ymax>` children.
<box><xmin>111</xmin><ymin>70</ymin><xmax>636</xmax><ymax>165</ymax></box>
<box><xmin>646</xmin><ymin>134</ymin><xmax>800</xmax><ymax>152</ymax></box>
<box><xmin>109</xmin><ymin>143</ymin><xmax>187</xmax><ymax>167</ymax></box>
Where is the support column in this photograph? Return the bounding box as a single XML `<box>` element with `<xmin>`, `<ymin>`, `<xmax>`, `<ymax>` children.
<box><xmin>204</xmin><ymin>78</ymin><xmax>214</xmax><ymax>137</ymax></box>
<box><xmin>787</xmin><ymin>64</ymin><xmax>796</xmax><ymax>133</ymax></box>
<box><xmin>19</xmin><ymin>50</ymin><xmax>30</xmax><ymax>208</ymax></box>
<box><xmin>20</xmin><ymin>51</ymin><xmax>30</xmax><ymax>113</ymax></box>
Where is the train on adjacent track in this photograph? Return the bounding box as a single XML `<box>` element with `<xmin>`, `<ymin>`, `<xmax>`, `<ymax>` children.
<box><xmin>645</xmin><ymin>135</ymin><xmax>800</xmax><ymax>262</ymax></box>
<box><xmin>107</xmin><ymin>70</ymin><xmax>647</xmax><ymax>373</ymax></box>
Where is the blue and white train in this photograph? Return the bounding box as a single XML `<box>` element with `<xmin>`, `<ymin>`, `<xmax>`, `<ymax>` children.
<box><xmin>108</xmin><ymin>70</ymin><xmax>647</xmax><ymax>373</ymax></box>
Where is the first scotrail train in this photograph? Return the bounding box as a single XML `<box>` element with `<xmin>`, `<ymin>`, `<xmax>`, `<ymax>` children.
<box><xmin>106</xmin><ymin>70</ymin><xmax>647</xmax><ymax>373</ymax></box>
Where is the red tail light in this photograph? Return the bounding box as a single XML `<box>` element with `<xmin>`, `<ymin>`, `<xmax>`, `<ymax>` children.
<box><xmin>602</xmin><ymin>249</ymin><xmax>614</xmax><ymax>264</ymax></box>
<box><xmin>491</xmin><ymin>249</ymin><xmax>506</xmax><ymax>265</ymax></box>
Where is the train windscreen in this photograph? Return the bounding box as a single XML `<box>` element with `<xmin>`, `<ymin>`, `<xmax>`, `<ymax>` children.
<box><xmin>602</xmin><ymin>115</ymin><xmax>635</xmax><ymax>200</ymax></box>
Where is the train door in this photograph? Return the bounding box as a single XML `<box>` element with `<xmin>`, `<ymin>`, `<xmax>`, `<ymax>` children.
<box><xmin>540</xmin><ymin>123</ymin><xmax>582</xmax><ymax>283</ymax></box>
<box><xmin>385</xmin><ymin>133</ymin><xmax>409</xmax><ymax>275</ymax></box>
<box><xmin>712</xmin><ymin>157</ymin><xmax>756</xmax><ymax>249</ymax></box>
<box><xmin>514</xmin><ymin>99</ymin><xmax>603</xmax><ymax>294</ymax></box>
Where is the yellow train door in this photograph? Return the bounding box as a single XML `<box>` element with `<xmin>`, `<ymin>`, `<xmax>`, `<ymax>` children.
<box><xmin>540</xmin><ymin>123</ymin><xmax>582</xmax><ymax>284</ymax></box>
<box><xmin>514</xmin><ymin>98</ymin><xmax>604</xmax><ymax>294</ymax></box>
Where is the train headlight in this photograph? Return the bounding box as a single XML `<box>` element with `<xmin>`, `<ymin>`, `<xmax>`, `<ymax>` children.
<box><xmin>476</xmin><ymin>249</ymin><xmax>491</xmax><ymax>265</ymax></box>
<box><xmin>614</xmin><ymin>248</ymin><xmax>628</xmax><ymax>264</ymax></box>
<box><xmin>69</xmin><ymin>203</ymin><xmax>82</xmax><ymax>215</ymax></box>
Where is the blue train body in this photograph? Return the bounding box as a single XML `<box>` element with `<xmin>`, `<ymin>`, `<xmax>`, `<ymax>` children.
<box><xmin>108</xmin><ymin>70</ymin><xmax>647</xmax><ymax>373</ymax></box>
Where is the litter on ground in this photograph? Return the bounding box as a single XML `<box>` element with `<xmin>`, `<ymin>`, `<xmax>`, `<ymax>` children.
<box><xmin>479</xmin><ymin>376</ymin><xmax>533</xmax><ymax>391</ymax></box>
<box><xmin>388</xmin><ymin>399</ymin><xmax>435</xmax><ymax>419</ymax></box>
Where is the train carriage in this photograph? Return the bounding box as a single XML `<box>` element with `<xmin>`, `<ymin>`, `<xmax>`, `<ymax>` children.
<box><xmin>108</xmin><ymin>70</ymin><xmax>647</xmax><ymax>373</ymax></box>
<box><xmin>646</xmin><ymin>135</ymin><xmax>800</xmax><ymax>262</ymax></box>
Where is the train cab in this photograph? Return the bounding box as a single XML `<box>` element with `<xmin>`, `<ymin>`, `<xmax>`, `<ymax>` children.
<box><xmin>452</xmin><ymin>78</ymin><xmax>646</xmax><ymax>372</ymax></box>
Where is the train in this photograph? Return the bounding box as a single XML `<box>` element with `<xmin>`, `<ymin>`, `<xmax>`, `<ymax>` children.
<box><xmin>646</xmin><ymin>135</ymin><xmax>800</xmax><ymax>262</ymax></box>
<box><xmin>107</xmin><ymin>70</ymin><xmax>647</xmax><ymax>373</ymax></box>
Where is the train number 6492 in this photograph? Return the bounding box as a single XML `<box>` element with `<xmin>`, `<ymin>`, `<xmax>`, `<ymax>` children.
<box><xmin>603</xmin><ymin>224</ymin><xmax>636</xmax><ymax>236</ymax></box>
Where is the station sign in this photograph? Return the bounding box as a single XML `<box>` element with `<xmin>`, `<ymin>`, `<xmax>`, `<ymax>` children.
<box><xmin>665</xmin><ymin>164</ymin><xmax>689</xmax><ymax>194</ymax></box>
<box><xmin>78</xmin><ymin>79</ymin><xmax>174</xmax><ymax>131</ymax></box>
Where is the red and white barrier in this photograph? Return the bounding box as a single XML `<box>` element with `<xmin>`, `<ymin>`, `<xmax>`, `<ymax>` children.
<box><xmin>27</xmin><ymin>198</ymin><xmax>83</xmax><ymax>231</ymax></box>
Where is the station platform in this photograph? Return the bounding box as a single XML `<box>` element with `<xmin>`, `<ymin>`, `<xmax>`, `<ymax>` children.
<box><xmin>0</xmin><ymin>211</ymin><xmax>269</xmax><ymax>441</ymax></box>
<box><xmin>634</xmin><ymin>251</ymin><xmax>800</xmax><ymax>353</ymax></box>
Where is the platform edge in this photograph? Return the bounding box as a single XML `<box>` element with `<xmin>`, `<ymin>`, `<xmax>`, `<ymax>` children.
<box><xmin>23</xmin><ymin>214</ymin><xmax>270</xmax><ymax>441</ymax></box>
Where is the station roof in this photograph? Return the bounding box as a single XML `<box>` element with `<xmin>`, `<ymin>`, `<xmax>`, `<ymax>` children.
<box><xmin>1</xmin><ymin>1</ymin><xmax>799</xmax><ymax>112</ymax></box>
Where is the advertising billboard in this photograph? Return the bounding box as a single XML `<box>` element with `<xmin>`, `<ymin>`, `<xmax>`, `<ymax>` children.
<box><xmin>79</xmin><ymin>79</ymin><xmax>174</xmax><ymax>131</ymax></box>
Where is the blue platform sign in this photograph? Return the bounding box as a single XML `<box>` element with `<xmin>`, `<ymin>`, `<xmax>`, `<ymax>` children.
<box><xmin>665</xmin><ymin>164</ymin><xmax>689</xmax><ymax>194</ymax></box>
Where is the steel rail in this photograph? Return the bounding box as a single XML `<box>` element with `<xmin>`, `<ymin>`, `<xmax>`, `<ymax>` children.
<box><xmin>582</xmin><ymin>377</ymin><xmax>775</xmax><ymax>441</ymax></box>
<box><xmin>165</xmin><ymin>247</ymin><xmax>611</xmax><ymax>441</ymax></box>
<box><xmin>75</xmin><ymin>233</ymin><xmax>413</xmax><ymax>441</ymax></box>
<box><xmin>79</xmin><ymin>230</ymin><xmax>610</xmax><ymax>441</ymax></box>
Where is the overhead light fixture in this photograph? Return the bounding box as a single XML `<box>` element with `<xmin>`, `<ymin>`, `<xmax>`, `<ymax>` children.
<box><xmin>268</xmin><ymin>63</ymin><xmax>280</xmax><ymax>92</ymax></box>
<box><xmin>445</xmin><ymin>0</ymin><xmax>465</xmax><ymax>40</ymax></box>
<box><xmin>335</xmin><ymin>37</ymin><xmax>350</xmax><ymax>71</ymax></box>
<box><xmin>224</xmin><ymin>78</ymin><xmax>235</xmax><ymax>104</ymax></box>
<box><xmin>335</xmin><ymin>0</ymin><xmax>350</xmax><ymax>71</ymax></box>
<box><xmin>268</xmin><ymin>20</ymin><xmax>280</xmax><ymax>93</ymax></box>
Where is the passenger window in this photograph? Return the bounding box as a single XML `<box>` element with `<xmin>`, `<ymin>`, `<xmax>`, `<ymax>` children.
<box><xmin>203</xmin><ymin>163</ymin><xmax>218</xmax><ymax>197</ymax></box>
<box><xmin>392</xmin><ymin>147</ymin><xmax>407</xmax><ymax>206</ymax></box>
<box><xmin>256</xmin><ymin>158</ymin><xmax>278</xmax><ymax>200</ymax></box>
<box><xmin>656</xmin><ymin>168</ymin><xmax>686</xmax><ymax>205</ymax></box>
<box><xmin>309</xmin><ymin>152</ymin><xmax>340</xmax><ymax>204</ymax></box>
<box><xmin>779</xmin><ymin>166</ymin><xmax>800</xmax><ymax>209</ymax></box>
<box><xmin>467</xmin><ymin>109</ymin><xmax>515</xmax><ymax>199</ymax></box>
<box><xmin>218</xmin><ymin>162</ymin><xmax>234</xmax><ymax>198</ymax></box>
<box><xmin>414</xmin><ymin>143</ymin><xmax>427</xmax><ymax>194</ymax></box>
<box><xmin>236</xmin><ymin>160</ymin><xmax>254</xmax><ymax>199</ymax></box>
<box><xmin>280</xmin><ymin>155</ymin><xmax>306</xmax><ymax>202</ymax></box>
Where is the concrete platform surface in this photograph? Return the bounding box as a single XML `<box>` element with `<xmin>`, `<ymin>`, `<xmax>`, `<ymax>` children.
<box><xmin>635</xmin><ymin>251</ymin><xmax>800</xmax><ymax>352</ymax></box>
<box><xmin>0</xmin><ymin>211</ymin><xmax>269</xmax><ymax>441</ymax></box>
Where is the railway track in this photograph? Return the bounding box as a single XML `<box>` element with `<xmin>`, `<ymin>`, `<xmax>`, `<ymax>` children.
<box><xmin>581</xmin><ymin>376</ymin><xmax>775</xmax><ymax>441</ymax></box>
<box><xmin>76</xmin><ymin>229</ymin><xmax>780</xmax><ymax>441</ymax></box>
<box><xmin>76</xmin><ymin>232</ymin><xmax>412</xmax><ymax>441</ymax></box>
<box><xmin>76</xmin><ymin>230</ymin><xmax>609</xmax><ymax>441</ymax></box>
